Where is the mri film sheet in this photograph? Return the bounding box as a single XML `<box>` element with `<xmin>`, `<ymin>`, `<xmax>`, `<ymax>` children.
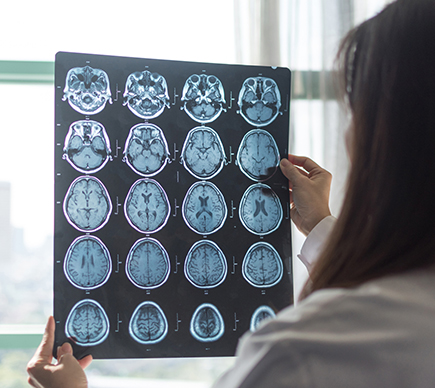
<box><xmin>54</xmin><ymin>52</ymin><xmax>292</xmax><ymax>359</ymax></box>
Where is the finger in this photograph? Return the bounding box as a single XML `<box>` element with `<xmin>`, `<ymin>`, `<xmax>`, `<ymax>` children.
<box><xmin>78</xmin><ymin>354</ymin><xmax>93</xmax><ymax>369</ymax></box>
<box><xmin>57</xmin><ymin>342</ymin><xmax>73</xmax><ymax>359</ymax></box>
<box><xmin>287</xmin><ymin>154</ymin><xmax>323</xmax><ymax>173</ymax></box>
<box><xmin>30</xmin><ymin>316</ymin><xmax>55</xmax><ymax>364</ymax></box>
<box><xmin>280</xmin><ymin>158</ymin><xmax>305</xmax><ymax>184</ymax></box>
<box><xmin>27</xmin><ymin>376</ymin><xmax>38</xmax><ymax>388</ymax></box>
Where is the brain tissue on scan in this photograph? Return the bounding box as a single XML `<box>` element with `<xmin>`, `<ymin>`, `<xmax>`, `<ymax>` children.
<box><xmin>64</xmin><ymin>235</ymin><xmax>112</xmax><ymax>290</ymax></box>
<box><xmin>123</xmin><ymin>70</ymin><xmax>170</xmax><ymax>119</ymax></box>
<box><xmin>238</xmin><ymin>76</ymin><xmax>281</xmax><ymax>127</ymax></box>
<box><xmin>237</xmin><ymin>129</ymin><xmax>280</xmax><ymax>182</ymax></box>
<box><xmin>63</xmin><ymin>66</ymin><xmax>112</xmax><ymax>115</ymax></box>
<box><xmin>242</xmin><ymin>242</ymin><xmax>283</xmax><ymax>288</ymax></box>
<box><xmin>63</xmin><ymin>120</ymin><xmax>111</xmax><ymax>174</ymax></box>
<box><xmin>181</xmin><ymin>74</ymin><xmax>225</xmax><ymax>123</ymax></box>
<box><xmin>129</xmin><ymin>301</ymin><xmax>168</xmax><ymax>344</ymax></box>
<box><xmin>65</xmin><ymin>299</ymin><xmax>110</xmax><ymax>346</ymax></box>
<box><xmin>181</xmin><ymin>126</ymin><xmax>225</xmax><ymax>180</ymax></box>
<box><xmin>190</xmin><ymin>303</ymin><xmax>224</xmax><ymax>342</ymax></box>
<box><xmin>182</xmin><ymin>181</ymin><xmax>227</xmax><ymax>235</ymax></box>
<box><xmin>124</xmin><ymin>179</ymin><xmax>170</xmax><ymax>234</ymax></box>
<box><xmin>239</xmin><ymin>183</ymin><xmax>283</xmax><ymax>235</ymax></box>
<box><xmin>124</xmin><ymin>123</ymin><xmax>170</xmax><ymax>177</ymax></box>
<box><xmin>63</xmin><ymin>176</ymin><xmax>112</xmax><ymax>233</ymax></box>
<box><xmin>184</xmin><ymin>240</ymin><xmax>227</xmax><ymax>289</ymax></box>
<box><xmin>250</xmin><ymin>305</ymin><xmax>276</xmax><ymax>332</ymax></box>
<box><xmin>126</xmin><ymin>237</ymin><xmax>170</xmax><ymax>289</ymax></box>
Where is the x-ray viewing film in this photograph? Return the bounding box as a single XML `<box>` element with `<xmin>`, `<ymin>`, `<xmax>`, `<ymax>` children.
<box><xmin>65</xmin><ymin>299</ymin><xmax>110</xmax><ymax>347</ymax></box>
<box><xmin>54</xmin><ymin>52</ymin><xmax>291</xmax><ymax>360</ymax></box>
<box><xmin>239</xmin><ymin>183</ymin><xmax>283</xmax><ymax>235</ymax></box>
<box><xmin>250</xmin><ymin>305</ymin><xmax>276</xmax><ymax>332</ymax></box>
<box><xmin>190</xmin><ymin>303</ymin><xmax>225</xmax><ymax>342</ymax></box>
<box><xmin>238</xmin><ymin>76</ymin><xmax>281</xmax><ymax>127</ymax></box>
<box><xmin>181</xmin><ymin>126</ymin><xmax>226</xmax><ymax>180</ymax></box>
<box><xmin>123</xmin><ymin>123</ymin><xmax>170</xmax><ymax>177</ymax></box>
<box><xmin>129</xmin><ymin>301</ymin><xmax>169</xmax><ymax>344</ymax></box>
<box><xmin>64</xmin><ymin>235</ymin><xmax>112</xmax><ymax>290</ymax></box>
<box><xmin>63</xmin><ymin>66</ymin><xmax>112</xmax><ymax>115</ymax></box>
<box><xmin>63</xmin><ymin>176</ymin><xmax>112</xmax><ymax>232</ymax></box>
<box><xmin>237</xmin><ymin>129</ymin><xmax>280</xmax><ymax>182</ymax></box>
<box><xmin>181</xmin><ymin>74</ymin><xmax>226</xmax><ymax>123</ymax></box>
<box><xmin>242</xmin><ymin>242</ymin><xmax>283</xmax><ymax>288</ymax></box>
<box><xmin>124</xmin><ymin>179</ymin><xmax>170</xmax><ymax>234</ymax></box>
<box><xmin>184</xmin><ymin>240</ymin><xmax>227</xmax><ymax>289</ymax></box>
<box><xmin>182</xmin><ymin>181</ymin><xmax>227</xmax><ymax>235</ymax></box>
<box><xmin>123</xmin><ymin>70</ymin><xmax>170</xmax><ymax>120</ymax></box>
<box><xmin>63</xmin><ymin>120</ymin><xmax>112</xmax><ymax>174</ymax></box>
<box><xmin>126</xmin><ymin>238</ymin><xmax>170</xmax><ymax>289</ymax></box>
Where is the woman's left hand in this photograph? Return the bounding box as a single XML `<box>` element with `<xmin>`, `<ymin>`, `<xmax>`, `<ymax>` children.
<box><xmin>27</xmin><ymin>316</ymin><xmax>92</xmax><ymax>388</ymax></box>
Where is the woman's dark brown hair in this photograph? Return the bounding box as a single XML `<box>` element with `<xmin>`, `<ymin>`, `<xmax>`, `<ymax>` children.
<box><xmin>302</xmin><ymin>0</ymin><xmax>435</xmax><ymax>298</ymax></box>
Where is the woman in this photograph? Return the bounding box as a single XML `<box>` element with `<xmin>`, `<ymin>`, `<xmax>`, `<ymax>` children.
<box><xmin>27</xmin><ymin>0</ymin><xmax>435</xmax><ymax>386</ymax></box>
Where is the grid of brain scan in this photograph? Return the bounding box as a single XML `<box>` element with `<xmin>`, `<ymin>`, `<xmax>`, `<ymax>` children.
<box><xmin>54</xmin><ymin>52</ymin><xmax>291</xmax><ymax>359</ymax></box>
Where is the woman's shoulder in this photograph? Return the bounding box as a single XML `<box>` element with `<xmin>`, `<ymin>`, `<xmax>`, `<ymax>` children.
<box><xmin>216</xmin><ymin>269</ymin><xmax>435</xmax><ymax>388</ymax></box>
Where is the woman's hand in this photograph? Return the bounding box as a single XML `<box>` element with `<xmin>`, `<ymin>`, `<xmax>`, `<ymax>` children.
<box><xmin>280</xmin><ymin>155</ymin><xmax>332</xmax><ymax>236</ymax></box>
<box><xmin>27</xmin><ymin>316</ymin><xmax>92</xmax><ymax>388</ymax></box>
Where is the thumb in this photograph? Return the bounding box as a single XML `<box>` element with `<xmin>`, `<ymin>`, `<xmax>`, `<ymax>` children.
<box><xmin>280</xmin><ymin>158</ymin><xmax>305</xmax><ymax>185</ymax></box>
<box><xmin>35</xmin><ymin>316</ymin><xmax>55</xmax><ymax>363</ymax></box>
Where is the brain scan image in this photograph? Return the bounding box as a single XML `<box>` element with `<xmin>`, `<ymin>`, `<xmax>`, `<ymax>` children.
<box><xmin>180</xmin><ymin>126</ymin><xmax>225</xmax><ymax>180</ymax></box>
<box><xmin>129</xmin><ymin>301</ymin><xmax>168</xmax><ymax>345</ymax></box>
<box><xmin>239</xmin><ymin>183</ymin><xmax>283</xmax><ymax>235</ymax></box>
<box><xmin>238</xmin><ymin>76</ymin><xmax>281</xmax><ymax>127</ymax></box>
<box><xmin>65</xmin><ymin>299</ymin><xmax>110</xmax><ymax>346</ymax></box>
<box><xmin>181</xmin><ymin>74</ymin><xmax>225</xmax><ymax>123</ymax></box>
<box><xmin>123</xmin><ymin>123</ymin><xmax>170</xmax><ymax>177</ymax></box>
<box><xmin>242</xmin><ymin>242</ymin><xmax>283</xmax><ymax>288</ymax></box>
<box><xmin>123</xmin><ymin>70</ymin><xmax>170</xmax><ymax>119</ymax></box>
<box><xmin>250</xmin><ymin>305</ymin><xmax>276</xmax><ymax>332</ymax></box>
<box><xmin>64</xmin><ymin>235</ymin><xmax>112</xmax><ymax>290</ymax></box>
<box><xmin>126</xmin><ymin>237</ymin><xmax>170</xmax><ymax>289</ymax></box>
<box><xmin>63</xmin><ymin>176</ymin><xmax>112</xmax><ymax>232</ymax></box>
<box><xmin>182</xmin><ymin>182</ymin><xmax>227</xmax><ymax>235</ymax></box>
<box><xmin>237</xmin><ymin>129</ymin><xmax>280</xmax><ymax>182</ymax></box>
<box><xmin>124</xmin><ymin>179</ymin><xmax>170</xmax><ymax>234</ymax></box>
<box><xmin>190</xmin><ymin>303</ymin><xmax>224</xmax><ymax>342</ymax></box>
<box><xmin>184</xmin><ymin>240</ymin><xmax>227</xmax><ymax>289</ymax></box>
<box><xmin>63</xmin><ymin>120</ymin><xmax>111</xmax><ymax>174</ymax></box>
<box><xmin>62</xmin><ymin>66</ymin><xmax>112</xmax><ymax>115</ymax></box>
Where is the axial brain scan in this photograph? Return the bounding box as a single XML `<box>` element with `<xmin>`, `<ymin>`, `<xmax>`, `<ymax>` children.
<box><xmin>181</xmin><ymin>126</ymin><xmax>225</xmax><ymax>180</ymax></box>
<box><xmin>190</xmin><ymin>303</ymin><xmax>224</xmax><ymax>342</ymax></box>
<box><xmin>63</xmin><ymin>66</ymin><xmax>112</xmax><ymax>115</ymax></box>
<box><xmin>181</xmin><ymin>74</ymin><xmax>225</xmax><ymax>123</ymax></box>
<box><xmin>126</xmin><ymin>238</ymin><xmax>170</xmax><ymax>289</ymax></box>
<box><xmin>124</xmin><ymin>123</ymin><xmax>169</xmax><ymax>177</ymax></box>
<box><xmin>65</xmin><ymin>299</ymin><xmax>110</xmax><ymax>346</ymax></box>
<box><xmin>64</xmin><ymin>235</ymin><xmax>112</xmax><ymax>290</ymax></box>
<box><xmin>237</xmin><ymin>129</ymin><xmax>280</xmax><ymax>181</ymax></box>
<box><xmin>63</xmin><ymin>176</ymin><xmax>112</xmax><ymax>232</ymax></box>
<box><xmin>239</xmin><ymin>183</ymin><xmax>283</xmax><ymax>235</ymax></box>
<box><xmin>238</xmin><ymin>76</ymin><xmax>281</xmax><ymax>127</ymax></box>
<box><xmin>242</xmin><ymin>242</ymin><xmax>283</xmax><ymax>288</ymax></box>
<box><xmin>184</xmin><ymin>240</ymin><xmax>227</xmax><ymax>289</ymax></box>
<box><xmin>63</xmin><ymin>120</ymin><xmax>111</xmax><ymax>174</ymax></box>
<box><xmin>124</xmin><ymin>179</ymin><xmax>170</xmax><ymax>234</ymax></box>
<box><xmin>182</xmin><ymin>181</ymin><xmax>227</xmax><ymax>235</ymax></box>
<box><xmin>129</xmin><ymin>301</ymin><xmax>168</xmax><ymax>345</ymax></box>
<box><xmin>123</xmin><ymin>70</ymin><xmax>170</xmax><ymax>119</ymax></box>
<box><xmin>250</xmin><ymin>305</ymin><xmax>276</xmax><ymax>332</ymax></box>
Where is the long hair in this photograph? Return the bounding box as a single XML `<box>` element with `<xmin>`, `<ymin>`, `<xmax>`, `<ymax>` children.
<box><xmin>301</xmin><ymin>0</ymin><xmax>435</xmax><ymax>299</ymax></box>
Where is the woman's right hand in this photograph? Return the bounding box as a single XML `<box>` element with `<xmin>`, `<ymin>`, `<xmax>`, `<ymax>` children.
<box><xmin>280</xmin><ymin>155</ymin><xmax>332</xmax><ymax>236</ymax></box>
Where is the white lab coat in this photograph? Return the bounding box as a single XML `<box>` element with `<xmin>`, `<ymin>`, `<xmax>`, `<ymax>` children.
<box><xmin>213</xmin><ymin>217</ymin><xmax>435</xmax><ymax>387</ymax></box>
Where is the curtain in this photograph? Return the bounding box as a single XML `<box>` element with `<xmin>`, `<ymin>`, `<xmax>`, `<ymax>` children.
<box><xmin>234</xmin><ymin>0</ymin><xmax>392</xmax><ymax>299</ymax></box>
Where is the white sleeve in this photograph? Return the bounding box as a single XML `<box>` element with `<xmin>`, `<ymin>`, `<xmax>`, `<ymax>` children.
<box><xmin>297</xmin><ymin>216</ymin><xmax>336</xmax><ymax>272</ymax></box>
